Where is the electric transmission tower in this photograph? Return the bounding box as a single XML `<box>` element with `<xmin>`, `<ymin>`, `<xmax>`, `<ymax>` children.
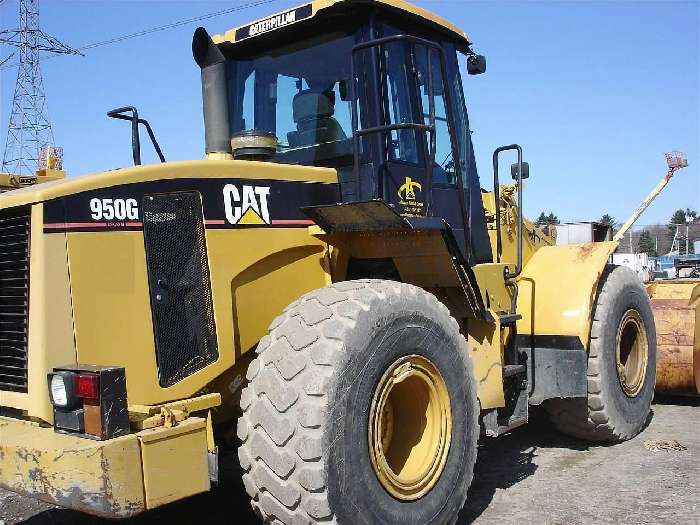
<box><xmin>0</xmin><ymin>0</ymin><xmax>80</xmax><ymax>177</ymax></box>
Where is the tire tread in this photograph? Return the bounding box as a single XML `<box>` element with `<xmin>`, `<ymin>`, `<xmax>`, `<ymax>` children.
<box><xmin>238</xmin><ymin>279</ymin><xmax>477</xmax><ymax>524</ymax></box>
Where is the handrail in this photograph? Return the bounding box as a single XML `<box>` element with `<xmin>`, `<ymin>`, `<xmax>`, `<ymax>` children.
<box><xmin>349</xmin><ymin>33</ymin><xmax>444</xmax><ymax>205</ymax></box>
<box><xmin>107</xmin><ymin>106</ymin><xmax>166</xmax><ymax>166</ymax></box>
<box><xmin>492</xmin><ymin>144</ymin><xmax>524</xmax><ymax>277</ymax></box>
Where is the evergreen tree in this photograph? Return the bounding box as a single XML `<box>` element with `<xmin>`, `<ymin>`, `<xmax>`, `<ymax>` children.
<box><xmin>599</xmin><ymin>214</ymin><xmax>615</xmax><ymax>228</ymax></box>
<box><xmin>637</xmin><ymin>230</ymin><xmax>656</xmax><ymax>256</ymax></box>
<box><xmin>536</xmin><ymin>212</ymin><xmax>560</xmax><ymax>226</ymax></box>
<box><xmin>670</xmin><ymin>209</ymin><xmax>687</xmax><ymax>225</ymax></box>
<box><xmin>547</xmin><ymin>212</ymin><xmax>560</xmax><ymax>225</ymax></box>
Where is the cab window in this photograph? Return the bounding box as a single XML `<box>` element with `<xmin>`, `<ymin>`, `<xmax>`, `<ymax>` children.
<box><xmin>415</xmin><ymin>44</ymin><xmax>456</xmax><ymax>187</ymax></box>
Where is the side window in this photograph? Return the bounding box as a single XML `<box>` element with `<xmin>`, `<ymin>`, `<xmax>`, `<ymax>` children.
<box><xmin>275</xmin><ymin>75</ymin><xmax>298</xmax><ymax>147</ymax></box>
<box><xmin>416</xmin><ymin>45</ymin><xmax>455</xmax><ymax>186</ymax></box>
<box><xmin>383</xmin><ymin>41</ymin><xmax>419</xmax><ymax>164</ymax></box>
<box><xmin>454</xmin><ymin>50</ymin><xmax>473</xmax><ymax>191</ymax></box>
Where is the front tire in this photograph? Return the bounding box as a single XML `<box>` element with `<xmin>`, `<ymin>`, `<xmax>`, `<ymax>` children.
<box><xmin>546</xmin><ymin>265</ymin><xmax>656</xmax><ymax>442</ymax></box>
<box><xmin>237</xmin><ymin>280</ymin><xmax>479</xmax><ymax>524</ymax></box>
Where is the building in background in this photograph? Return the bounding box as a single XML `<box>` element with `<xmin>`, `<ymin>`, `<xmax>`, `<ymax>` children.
<box><xmin>612</xmin><ymin>252</ymin><xmax>654</xmax><ymax>282</ymax></box>
<box><xmin>554</xmin><ymin>221</ymin><xmax>612</xmax><ymax>245</ymax></box>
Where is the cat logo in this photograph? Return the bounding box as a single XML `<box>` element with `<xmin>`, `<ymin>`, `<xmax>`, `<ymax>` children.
<box><xmin>223</xmin><ymin>184</ymin><xmax>271</xmax><ymax>225</ymax></box>
<box><xmin>398</xmin><ymin>177</ymin><xmax>422</xmax><ymax>201</ymax></box>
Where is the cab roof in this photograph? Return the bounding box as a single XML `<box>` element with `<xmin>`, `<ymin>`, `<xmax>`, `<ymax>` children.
<box><xmin>212</xmin><ymin>0</ymin><xmax>470</xmax><ymax>47</ymax></box>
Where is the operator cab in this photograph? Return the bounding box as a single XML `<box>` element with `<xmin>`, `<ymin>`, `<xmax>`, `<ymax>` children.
<box><xmin>193</xmin><ymin>0</ymin><xmax>491</xmax><ymax>265</ymax></box>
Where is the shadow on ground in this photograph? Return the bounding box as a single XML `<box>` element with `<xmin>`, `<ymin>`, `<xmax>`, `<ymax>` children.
<box><xmin>18</xmin><ymin>401</ymin><xmax>678</xmax><ymax>525</ymax></box>
<box><xmin>653</xmin><ymin>394</ymin><xmax>700</xmax><ymax>407</ymax></box>
<box><xmin>456</xmin><ymin>406</ymin><xmax>593</xmax><ymax>524</ymax></box>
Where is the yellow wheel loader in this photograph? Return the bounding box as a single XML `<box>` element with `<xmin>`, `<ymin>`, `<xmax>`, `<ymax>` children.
<box><xmin>0</xmin><ymin>1</ymin><xmax>664</xmax><ymax>523</ymax></box>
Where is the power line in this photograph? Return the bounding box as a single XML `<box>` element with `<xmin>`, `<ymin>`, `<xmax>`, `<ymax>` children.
<box><xmin>0</xmin><ymin>0</ymin><xmax>279</xmax><ymax>71</ymax></box>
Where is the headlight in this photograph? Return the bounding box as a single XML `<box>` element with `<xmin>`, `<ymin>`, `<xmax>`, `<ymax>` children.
<box><xmin>47</xmin><ymin>371</ymin><xmax>78</xmax><ymax>409</ymax></box>
<box><xmin>50</xmin><ymin>375</ymin><xmax>68</xmax><ymax>406</ymax></box>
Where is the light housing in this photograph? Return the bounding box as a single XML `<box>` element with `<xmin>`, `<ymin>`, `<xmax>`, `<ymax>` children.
<box><xmin>48</xmin><ymin>365</ymin><xmax>130</xmax><ymax>440</ymax></box>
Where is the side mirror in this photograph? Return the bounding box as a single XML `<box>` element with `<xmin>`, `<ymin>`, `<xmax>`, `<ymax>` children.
<box><xmin>511</xmin><ymin>161</ymin><xmax>529</xmax><ymax>180</ymax></box>
<box><xmin>467</xmin><ymin>54</ymin><xmax>486</xmax><ymax>75</ymax></box>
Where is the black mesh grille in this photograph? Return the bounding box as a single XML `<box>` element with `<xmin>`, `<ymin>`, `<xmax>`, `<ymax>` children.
<box><xmin>143</xmin><ymin>192</ymin><xmax>218</xmax><ymax>387</ymax></box>
<box><xmin>0</xmin><ymin>206</ymin><xmax>30</xmax><ymax>393</ymax></box>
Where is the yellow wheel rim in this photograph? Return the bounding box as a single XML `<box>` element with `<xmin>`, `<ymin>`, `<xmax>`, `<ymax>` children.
<box><xmin>368</xmin><ymin>355</ymin><xmax>451</xmax><ymax>501</ymax></box>
<box><xmin>616</xmin><ymin>309</ymin><xmax>649</xmax><ymax>397</ymax></box>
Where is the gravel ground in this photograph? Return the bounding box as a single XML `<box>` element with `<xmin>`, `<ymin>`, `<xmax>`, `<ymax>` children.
<box><xmin>1</xmin><ymin>396</ymin><xmax>697</xmax><ymax>525</ymax></box>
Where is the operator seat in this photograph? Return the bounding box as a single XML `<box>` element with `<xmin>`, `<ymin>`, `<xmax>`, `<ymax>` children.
<box><xmin>287</xmin><ymin>89</ymin><xmax>347</xmax><ymax>148</ymax></box>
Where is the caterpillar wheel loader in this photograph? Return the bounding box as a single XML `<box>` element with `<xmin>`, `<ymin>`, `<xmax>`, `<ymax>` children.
<box><xmin>0</xmin><ymin>1</ymin><xmax>664</xmax><ymax>523</ymax></box>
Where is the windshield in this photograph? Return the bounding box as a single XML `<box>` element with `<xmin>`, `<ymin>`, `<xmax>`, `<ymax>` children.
<box><xmin>226</xmin><ymin>31</ymin><xmax>358</xmax><ymax>168</ymax></box>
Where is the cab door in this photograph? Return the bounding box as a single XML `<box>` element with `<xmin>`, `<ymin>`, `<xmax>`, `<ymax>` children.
<box><xmin>415</xmin><ymin>44</ymin><xmax>467</xmax><ymax>255</ymax></box>
<box><xmin>378</xmin><ymin>40</ymin><xmax>431</xmax><ymax>218</ymax></box>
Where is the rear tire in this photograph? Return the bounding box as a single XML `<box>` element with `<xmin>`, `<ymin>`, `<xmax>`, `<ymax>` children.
<box><xmin>237</xmin><ymin>279</ymin><xmax>479</xmax><ymax>524</ymax></box>
<box><xmin>546</xmin><ymin>265</ymin><xmax>656</xmax><ymax>442</ymax></box>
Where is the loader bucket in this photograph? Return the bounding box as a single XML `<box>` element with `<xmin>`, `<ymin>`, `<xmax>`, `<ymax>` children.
<box><xmin>646</xmin><ymin>280</ymin><xmax>700</xmax><ymax>396</ymax></box>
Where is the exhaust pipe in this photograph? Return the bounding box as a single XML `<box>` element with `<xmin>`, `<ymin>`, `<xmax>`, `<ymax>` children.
<box><xmin>192</xmin><ymin>27</ymin><xmax>232</xmax><ymax>157</ymax></box>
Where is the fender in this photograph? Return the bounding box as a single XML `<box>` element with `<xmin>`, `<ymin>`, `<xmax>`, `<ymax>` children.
<box><xmin>516</xmin><ymin>240</ymin><xmax>619</xmax><ymax>349</ymax></box>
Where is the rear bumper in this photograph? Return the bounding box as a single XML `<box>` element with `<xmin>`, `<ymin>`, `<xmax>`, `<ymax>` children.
<box><xmin>0</xmin><ymin>415</ymin><xmax>210</xmax><ymax>518</ymax></box>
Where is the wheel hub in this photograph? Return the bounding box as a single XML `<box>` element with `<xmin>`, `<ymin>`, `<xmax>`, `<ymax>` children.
<box><xmin>368</xmin><ymin>355</ymin><xmax>451</xmax><ymax>501</ymax></box>
<box><xmin>616</xmin><ymin>309</ymin><xmax>649</xmax><ymax>397</ymax></box>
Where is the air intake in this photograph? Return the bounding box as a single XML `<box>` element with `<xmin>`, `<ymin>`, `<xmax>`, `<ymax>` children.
<box><xmin>0</xmin><ymin>206</ymin><xmax>30</xmax><ymax>393</ymax></box>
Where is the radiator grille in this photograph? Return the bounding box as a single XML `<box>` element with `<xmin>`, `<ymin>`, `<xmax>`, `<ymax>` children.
<box><xmin>0</xmin><ymin>206</ymin><xmax>30</xmax><ymax>393</ymax></box>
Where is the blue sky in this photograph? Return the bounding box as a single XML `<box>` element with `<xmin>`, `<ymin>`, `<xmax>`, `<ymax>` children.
<box><xmin>1</xmin><ymin>0</ymin><xmax>697</xmax><ymax>225</ymax></box>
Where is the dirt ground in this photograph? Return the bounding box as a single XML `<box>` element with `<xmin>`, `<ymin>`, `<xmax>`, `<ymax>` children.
<box><xmin>1</xmin><ymin>396</ymin><xmax>697</xmax><ymax>525</ymax></box>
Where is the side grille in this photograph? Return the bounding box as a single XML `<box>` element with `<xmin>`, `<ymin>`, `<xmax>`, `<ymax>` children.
<box><xmin>142</xmin><ymin>192</ymin><xmax>219</xmax><ymax>387</ymax></box>
<box><xmin>0</xmin><ymin>206</ymin><xmax>30</xmax><ymax>393</ymax></box>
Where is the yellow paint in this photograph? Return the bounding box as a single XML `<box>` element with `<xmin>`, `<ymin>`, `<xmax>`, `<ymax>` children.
<box><xmin>222</xmin><ymin>231</ymin><xmax>328</xmax><ymax>357</ymax></box>
<box><xmin>36</xmin><ymin>169</ymin><xmax>66</xmax><ymax>180</ymax></box>
<box><xmin>0</xmin><ymin>159</ymin><xmax>336</xmax><ymax>209</ymax></box>
<box><xmin>0</xmin><ymin>416</ymin><xmax>145</xmax><ymax>518</ymax></box>
<box><xmin>646</xmin><ymin>280</ymin><xmax>700</xmax><ymax>395</ymax></box>
<box><xmin>238</xmin><ymin>206</ymin><xmax>266</xmax><ymax>224</ymax></box>
<box><xmin>481</xmin><ymin>186</ymin><xmax>555</xmax><ymax>271</ymax></box>
<box><xmin>0</xmin><ymin>205</ymin><xmax>76</xmax><ymax>422</ymax></box>
<box><xmin>368</xmin><ymin>355</ymin><xmax>451</xmax><ymax>500</ymax></box>
<box><xmin>131</xmin><ymin>409</ymin><xmax>188</xmax><ymax>431</ymax></box>
<box><xmin>138</xmin><ymin>418</ymin><xmax>210</xmax><ymax>509</ymax></box>
<box><xmin>206</xmin><ymin>411</ymin><xmax>216</xmax><ymax>453</ymax></box>
<box><xmin>213</xmin><ymin>0</ymin><xmax>470</xmax><ymax>46</ymax></box>
<box><xmin>0</xmin><ymin>415</ymin><xmax>212</xmax><ymax>517</ymax></box>
<box><xmin>66</xmin><ymin>226</ymin><xmax>328</xmax><ymax>406</ymax></box>
<box><xmin>517</xmin><ymin>241</ymin><xmax>619</xmax><ymax>346</ymax></box>
<box><xmin>129</xmin><ymin>393</ymin><xmax>222</xmax><ymax>416</ymax></box>
<box><xmin>466</xmin><ymin>317</ymin><xmax>505</xmax><ymax>409</ymax></box>
<box><xmin>318</xmin><ymin>228</ymin><xmax>507</xmax><ymax>408</ymax></box>
<box><xmin>472</xmin><ymin>263</ymin><xmax>512</xmax><ymax>313</ymax></box>
<box><xmin>129</xmin><ymin>394</ymin><xmax>221</xmax><ymax>430</ymax></box>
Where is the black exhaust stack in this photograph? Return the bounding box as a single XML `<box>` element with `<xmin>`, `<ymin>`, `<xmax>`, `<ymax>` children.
<box><xmin>193</xmin><ymin>27</ymin><xmax>232</xmax><ymax>156</ymax></box>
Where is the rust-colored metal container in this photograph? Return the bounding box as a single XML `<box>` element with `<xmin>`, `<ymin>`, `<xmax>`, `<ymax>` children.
<box><xmin>646</xmin><ymin>279</ymin><xmax>700</xmax><ymax>396</ymax></box>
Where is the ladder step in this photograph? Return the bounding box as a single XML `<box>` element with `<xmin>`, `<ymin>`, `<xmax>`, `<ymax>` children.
<box><xmin>503</xmin><ymin>364</ymin><xmax>526</xmax><ymax>378</ymax></box>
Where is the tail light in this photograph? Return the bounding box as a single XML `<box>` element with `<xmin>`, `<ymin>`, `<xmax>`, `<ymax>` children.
<box><xmin>47</xmin><ymin>365</ymin><xmax>130</xmax><ymax>440</ymax></box>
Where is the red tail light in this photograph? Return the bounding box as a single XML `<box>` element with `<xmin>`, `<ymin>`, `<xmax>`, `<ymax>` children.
<box><xmin>76</xmin><ymin>373</ymin><xmax>100</xmax><ymax>400</ymax></box>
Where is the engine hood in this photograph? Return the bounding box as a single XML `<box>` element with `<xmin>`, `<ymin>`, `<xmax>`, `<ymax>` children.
<box><xmin>0</xmin><ymin>159</ymin><xmax>337</xmax><ymax>210</ymax></box>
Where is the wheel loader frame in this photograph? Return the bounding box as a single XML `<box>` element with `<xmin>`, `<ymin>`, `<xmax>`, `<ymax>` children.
<box><xmin>0</xmin><ymin>0</ymin><xmax>658</xmax><ymax>520</ymax></box>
